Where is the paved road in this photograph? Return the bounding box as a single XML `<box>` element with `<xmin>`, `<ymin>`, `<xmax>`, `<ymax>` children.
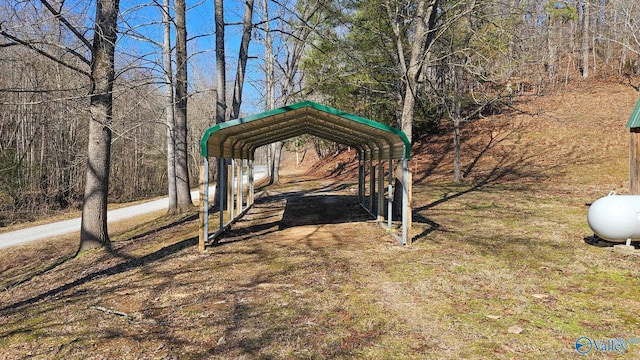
<box><xmin>0</xmin><ymin>166</ymin><xmax>267</xmax><ymax>250</ymax></box>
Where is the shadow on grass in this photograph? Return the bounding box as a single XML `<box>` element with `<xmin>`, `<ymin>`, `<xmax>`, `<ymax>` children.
<box><xmin>411</xmin><ymin>163</ymin><xmax>532</xmax><ymax>244</ymax></box>
<box><xmin>1</xmin><ymin>208</ymin><xmax>201</xmax><ymax>294</ymax></box>
<box><xmin>214</xmin><ymin>180</ymin><xmax>369</xmax><ymax>248</ymax></box>
<box><xmin>112</xmin><ymin>212</ymin><xmax>199</xmax><ymax>243</ymax></box>
<box><xmin>411</xmin><ymin>119</ymin><xmax>578</xmax><ymax>244</ymax></box>
<box><xmin>1</xmin><ymin>177</ymin><xmax>395</xmax><ymax>358</ymax></box>
<box><xmin>0</xmin><ymin>236</ymin><xmax>197</xmax><ymax>314</ymax></box>
<box><xmin>2</xmin><ymin>253</ymin><xmax>75</xmax><ymax>291</ymax></box>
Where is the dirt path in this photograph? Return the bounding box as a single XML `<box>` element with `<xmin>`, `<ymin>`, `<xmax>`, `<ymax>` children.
<box><xmin>216</xmin><ymin>176</ymin><xmax>383</xmax><ymax>248</ymax></box>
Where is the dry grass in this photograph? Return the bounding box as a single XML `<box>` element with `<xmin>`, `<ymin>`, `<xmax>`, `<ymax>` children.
<box><xmin>2</xmin><ymin>79</ymin><xmax>640</xmax><ymax>359</ymax></box>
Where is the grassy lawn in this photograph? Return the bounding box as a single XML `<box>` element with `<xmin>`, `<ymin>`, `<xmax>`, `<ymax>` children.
<box><xmin>1</xmin><ymin>81</ymin><xmax>640</xmax><ymax>358</ymax></box>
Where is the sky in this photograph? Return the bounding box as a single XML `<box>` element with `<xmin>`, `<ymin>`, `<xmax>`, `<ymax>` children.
<box><xmin>118</xmin><ymin>0</ymin><xmax>266</xmax><ymax>115</ymax></box>
<box><xmin>3</xmin><ymin>0</ymin><xmax>274</xmax><ymax>115</ymax></box>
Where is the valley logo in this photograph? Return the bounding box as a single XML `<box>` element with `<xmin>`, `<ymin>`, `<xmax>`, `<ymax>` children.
<box><xmin>575</xmin><ymin>336</ymin><xmax>640</xmax><ymax>355</ymax></box>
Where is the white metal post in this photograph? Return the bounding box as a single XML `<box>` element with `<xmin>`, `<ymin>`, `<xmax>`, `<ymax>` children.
<box><xmin>360</xmin><ymin>151</ymin><xmax>365</xmax><ymax>206</ymax></box>
<box><xmin>359</xmin><ymin>151</ymin><xmax>364</xmax><ymax>206</ymax></box>
<box><xmin>358</xmin><ymin>152</ymin><xmax>363</xmax><ymax>204</ymax></box>
<box><xmin>203</xmin><ymin>157</ymin><xmax>209</xmax><ymax>241</ymax></box>
<box><xmin>369</xmin><ymin>157</ymin><xmax>375</xmax><ymax>213</ymax></box>
<box><xmin>249</xmin><ymin>159</ymin><xmax>254</xmax><ymax>205</ymax></box>
<box><xmin>402</xmin><ymin>157</ymin><xmax>409</xmax><ymax>246</ymax></box>
<box><xmin>377</xmin><ymin>152</ymin><xmax>384</xmax><ymax>222</ymax></box>
<box><xmin>218</xmin><ymin>158</ymin><xmax>224</xmax><ymax>232</ymax></box>
<box><xmin>239</xmin><ymin>159</ymin><xmax>244</xmax><ymax>213</ymax></box>
<box><xmin>230</xmin><ymin>158</ymin><xmax>235</xmax><ymax>220</ymax></box>
<box><xmin>388</xmin><ymin>157</ymin><xmax>393</xmax><ymax>228</ymax></box>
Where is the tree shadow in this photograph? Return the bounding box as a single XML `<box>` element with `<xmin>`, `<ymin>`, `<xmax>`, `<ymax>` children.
<box><xmin>2</xmin><ymin>253</ymin><xmax>75</xmax><ymax>291</ymax></box>
<box><xmin>0</xmin><ymin>177</ymin><xmax>396</xmax><ymax>358</ymax></box>
<box><xmin>411</xmin><ymin>211</ymin><xmax>442</xmax><ymax>244</ymax></box>
<box><xmin>415</xmin><ymin>131</ymin><xmax>453</xmax><ymax>183</ymax></box>
<box><xmin>1</xmin><ymin>206</ymin><xmax>201</xmax><ymax>293</ymax></box>
<box><xmin>414</xmin><ymin>117</ymin><xmax>556</xmax><ymax>184</ymax></box>
<box><xmin>214</xmin><ymin>181</ymin><xmax>368</xmax><ymax>247</ymax></box>
<box><xmin>0</xmin><ymin>236</ymin><xmax>197</xmax><ymax>314</ymax></box>
<box><xmin>114</xmin><ymin>212</ymin><xmax>199</xmax><ymax>243</ymax></box>
<box><xmin>410</xmin><ymin>125</ymin><xmax>562</xmax><ymax>244</ymax></box>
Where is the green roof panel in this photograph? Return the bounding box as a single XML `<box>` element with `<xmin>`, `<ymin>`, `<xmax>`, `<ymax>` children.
<box><xmin>200</xmin><ymin>101</ymin><xmax>411</xmax><ymax>160</ymax></box>
<box><xmin>626</xmin><ymin>97</ymin><xmax>640</xmax><ymax>128</ymax></box>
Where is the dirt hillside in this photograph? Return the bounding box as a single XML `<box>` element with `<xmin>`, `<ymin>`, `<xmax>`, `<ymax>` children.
<box><xmin>310</xmin><ymin>78</ymin><xmax>637</xmax><ymax>193</ymax></box>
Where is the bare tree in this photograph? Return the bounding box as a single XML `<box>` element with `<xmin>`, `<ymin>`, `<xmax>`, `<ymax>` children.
<box><xmin>580</xmin><ymin>0</ymin><xmax>590</xmax><ymax>78</ymax></box>
<box><xmin>161</xmin><ymin>0</ymin><xmax>178</xmax><ymax>212</ymax></box>
<box><xmin>230</xmin><ymin>0</ymin><xmax>256</xmax><ymax>120</ymax></box>
<box><xmin>79</xmin><ymin>0</ymin><xmax>120</xmax><ymax>251</ymax></box>
<box><xmin>212</xmin><ymin>0</ymin><xmax>255</xmax><ymax>202</ymax></box>
<box><xmin>173</xmin><ymin>0</ymin><xmax>193</xmax><ymax>212</ymax></box>
<box><xmin>257</xmin><ymin>0</ymin><xmax>326</xmax><ymax>183</ymax></box>
<box><xmin>386</xmin><ymin>0</ymin><xmax>440</xmax><ymax>143</ymax></box>
<box><xmin>259</xmin><ymin>0</ymin><xmax>283</xmax><ymax>184</ymax></box>
<box><xmin>214</xmin><ymin>0</ymin><xmax>227</xmax><ymax>125</ymax></box>
<box><xmin>0</xmin><ymin>0</ymin><xmax>121</xmax><ymax>251</ymax></box>
<box><xmin>213</xmin><ymin>0</ymin><xmax>228</xmax><ymax>208</ymax></box>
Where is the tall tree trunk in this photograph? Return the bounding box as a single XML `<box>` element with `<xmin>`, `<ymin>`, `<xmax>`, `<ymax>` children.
<box><xmin>162</xmin><ymin>0</ymin><xmax>177</xmax><ymax>212</ymax></box>
<box><xmin>547</xmin><ymin>18</ymin><xmax>557</xmax><ymax>83</ymax></box>
<box><xmin>270</xmin><ymin>142</ymin><xmax>283</xmax><ymax>185</ymax></box>
<box><xmin>214</xmin><ymin>0</ymin><xmax>227</xmax><ymax>125</ymax></box>
<box><xmin>453</xmin><ymin>116</ymin><xmax>462</xmax><ymax>183</ymax></box>
<box><xmin>389</xmin><ymin>0</ymin><xmax>438</xmax><ymax>217</ymax></box>
<box><xmin>263</xmin><ymin>0</ymin><xmax>274</xmax><ymax>111</ymax></box>
<box><xmin>174</xmin><ymin>0</ymin><xmax>193</xmax><ymax>211</ymax></box>
<box><xmin>580</xmin><ymin>0</ymin><xmax>590</xmax><ymax>78</ymax></box>
<box><xmin>213</xmin><ymin>0</ymin><xmax>228</xmax><ymax>209</ymax></box>
<box><xmin>452</xmin><ymin>1</ymin><xmax>473</xmax><ymax>183</ymax></box>
<box><xmin>389</xmin><ymin>0</ymin><xmax>438</xmax><ymax>143</ymax></box>
<box><xmin>79</xmin><ymin>0</ymin><xmax>120</xmax><ymax>252</ymax></box>
<box><xmin>262</xmin><ymin>0</ymin><xmax>281</xmax><ymax>184</ymax></box>
<box><xmin>230</xmin><ymin>0</ymin><xmax>255</xmax><ymax>119</ymax></box>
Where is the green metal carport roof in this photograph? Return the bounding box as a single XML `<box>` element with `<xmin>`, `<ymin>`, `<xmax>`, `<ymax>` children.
<box><xmin>200</xmin><ymin>101</ymin><xmax>411</xmax><ymax>160</ymax></box>
<box><xmin>626</xmin><ymin>97</ymin><xmax>640</xmax><ymax>128</ymax></box>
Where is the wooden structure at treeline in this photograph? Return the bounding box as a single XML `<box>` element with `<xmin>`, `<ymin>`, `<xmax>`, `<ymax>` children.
<box><xmin>628</xmin><ymin>97</ymin><xmax>640</xmax><ymax>195</ymax></box>
<box><xmin>197</xmin><ymin>101</ymin><xmax>412</xmax><ymax>251</ymax></box>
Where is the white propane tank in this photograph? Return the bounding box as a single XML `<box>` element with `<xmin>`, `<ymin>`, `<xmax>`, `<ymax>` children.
<box><xmin>587</xmin><ymin>191</ymin><xmax>640</xmax><ymax>243</ymax></box>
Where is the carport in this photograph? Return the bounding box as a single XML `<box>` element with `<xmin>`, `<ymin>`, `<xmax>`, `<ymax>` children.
<box><xmin>198</xmin><ymin>101</ymin><xmax>411</xmax><ymax>251</ymax></box>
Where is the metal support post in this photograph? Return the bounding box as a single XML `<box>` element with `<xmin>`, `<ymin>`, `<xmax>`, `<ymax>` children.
<box><xmin>369</xmin><ymin>161</ymin><xmax>375</xmax><ymax>213</ymax></box>
<box><xmin>358</xmin><ymin>152</ymin><xmax>364</xmax><ymax>204</ymax></box>
<box><xmin>388</xmin><ymin>157</ymin><xmax>393</xmax><ymax>228</ymax></box>
<box><xmin>360</xmin><ymin>152</ymin><xmax>365</xmax><ymax>206</ymax></box>
<box><xmin>377</xmin><ymin>154</ymin><xmax>384</xmax><ymax>222</ymax></box>
<box><xmin>230</xmin><ymin>159</ymin><xmax>236</xmax><ymax>220</ymax></box>
<box><xmin>402</xmin><ymin>157</ymin><xmax>410</xmax><ymax>246</ymax></box>
<box><xmin>218</xmin><ymin>158</ymin><xmax>224</xmax><ymax>232</ymax></box>
<box><xmin>198</xmin><ymin>158</ymin><xmax>209</xmax><ymax>252</ymax></box>
<box><xmin>249</xmin><ymin>159</ymin><xmax>254</xmax><ymax>205</ymax></box>
<box><xmin>238</xmin><ymin>159</ymin><xmax>244</xmax><ymax>213</ymax></box>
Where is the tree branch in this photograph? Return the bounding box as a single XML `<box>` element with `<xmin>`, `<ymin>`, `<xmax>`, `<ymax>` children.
<box><xmin>38</xmin><ymin>0</ymin><xmax>93</xmax><ymax>51</ymax></box>
<box><xmin>0</xmin><ymin>30</ymin><xmax>91</xmax><ymax>77</ymax></box>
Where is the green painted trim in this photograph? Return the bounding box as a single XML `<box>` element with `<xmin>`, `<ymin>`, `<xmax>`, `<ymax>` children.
<box><xmin>626</xmin><ymin>97</ymin><xmax>640</xmax><ymax>128</ymax></box>
<box><xmin>200</xmin><ymin>101</ymin><xmax>411</xmax><ymax>158</ymax></box>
